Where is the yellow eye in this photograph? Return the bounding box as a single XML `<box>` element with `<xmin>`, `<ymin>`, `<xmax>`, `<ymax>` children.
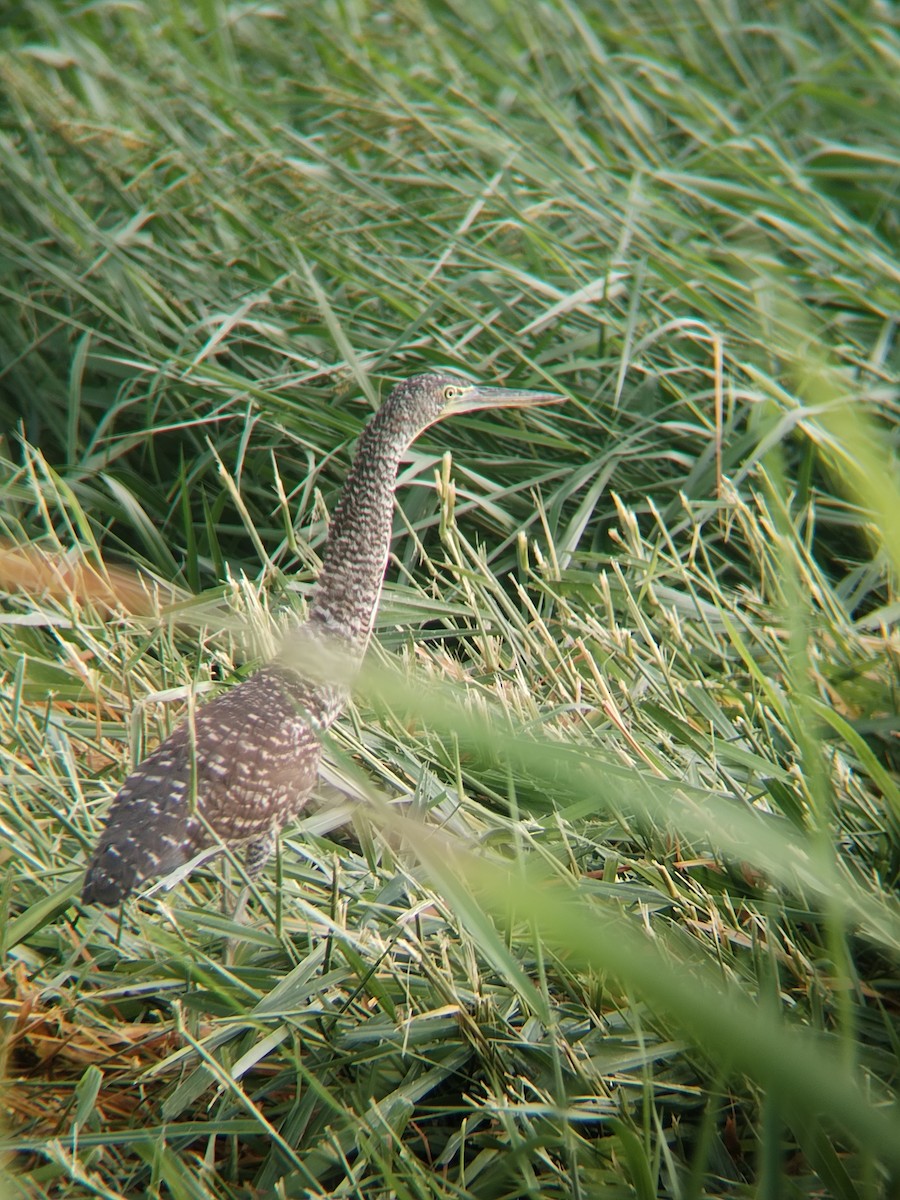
<box><xmin>443</xmin><ymin>385</ymin><xmax>459</xmax><ymax>401</ymax></box>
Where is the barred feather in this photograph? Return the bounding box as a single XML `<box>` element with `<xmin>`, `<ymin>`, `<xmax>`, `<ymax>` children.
<box><xmin>82</xmin><ymin>667</ymin><xmax>322</xmax><ymax>904</ymax></box>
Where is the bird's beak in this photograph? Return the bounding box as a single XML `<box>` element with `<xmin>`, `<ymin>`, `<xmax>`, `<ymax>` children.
<box><xmin>446</xmin><ymin>384</ymin><xmax>565</xmax><ymax>413</ymax></box>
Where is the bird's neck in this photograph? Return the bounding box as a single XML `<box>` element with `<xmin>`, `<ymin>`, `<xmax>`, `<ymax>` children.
<box><xmin>307</xmin><ymin>409</ymin><xmax>408</xmax><ymax>654</ymax></box>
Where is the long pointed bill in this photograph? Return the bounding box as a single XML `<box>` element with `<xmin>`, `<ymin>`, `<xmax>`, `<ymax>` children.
<box><xmin>446</xmin><ymin>384</ymin><xmax>565</xmax><ymax>413</ymax></box>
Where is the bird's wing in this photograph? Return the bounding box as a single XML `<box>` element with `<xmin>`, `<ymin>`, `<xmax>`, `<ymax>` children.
<box><xmin>81</xmin><ymin>724</ymin><xmax>200</xmax><ymax>905</ymax></box>
<box><xmin>82</xmin><ymin>668</ymin><xmax>323</xmax><ymax>905</ymax></box>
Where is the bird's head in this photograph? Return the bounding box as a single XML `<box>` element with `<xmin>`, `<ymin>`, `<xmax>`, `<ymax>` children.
<box><xmin>382</xmin><ymin>371</ymin><xmax>563</xmax><ymax>439</ymax></box>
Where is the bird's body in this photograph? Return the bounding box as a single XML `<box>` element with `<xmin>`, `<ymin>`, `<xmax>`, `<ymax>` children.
<box><xmin>82</xmin><ymin>371</ymin><xmax>562</xmax><ymax>906</ymax></box>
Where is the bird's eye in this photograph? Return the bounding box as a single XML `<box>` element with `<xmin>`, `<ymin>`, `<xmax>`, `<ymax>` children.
<box><xmin>443</xmin><ymin>385</ymin><xmax>459</xmax><ymax>401</ymax></box>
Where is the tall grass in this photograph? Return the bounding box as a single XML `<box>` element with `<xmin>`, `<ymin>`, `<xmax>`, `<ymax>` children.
<box><xmin>1</xmin><ymin>1</ymin><xmax>898</xmax><ymax>1196</ymax></box>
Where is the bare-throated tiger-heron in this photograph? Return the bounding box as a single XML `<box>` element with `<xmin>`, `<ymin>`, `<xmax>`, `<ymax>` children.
<box><xmin>82</xmin><ymin>371</ymin><xmax>563</xmax><ymax>905</ymax></box>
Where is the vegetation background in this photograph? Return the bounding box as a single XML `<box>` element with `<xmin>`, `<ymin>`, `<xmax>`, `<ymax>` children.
<box><xmin>1</xmin><ymin>0</ymin><xmax>898</xmax><ymax>1196</ymax></box>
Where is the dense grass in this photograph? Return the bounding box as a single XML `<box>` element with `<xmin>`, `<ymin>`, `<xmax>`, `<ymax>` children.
<box><xmin>1</xmin><ymin>1</ymin><xmax>898</xmax><ymax>1196</ymax></box>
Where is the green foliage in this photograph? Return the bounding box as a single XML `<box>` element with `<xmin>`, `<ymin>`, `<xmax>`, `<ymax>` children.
<box><xmin>1</xmin><ymin>0</ymin><xmax>898</xmax><ymax>1197</ymax></box>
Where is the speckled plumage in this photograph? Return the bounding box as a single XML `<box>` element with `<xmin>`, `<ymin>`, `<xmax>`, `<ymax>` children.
<box><xmin>82</xmin><ymin>372</ymin><xmax>561</xmax><ymax>905</ymax></box>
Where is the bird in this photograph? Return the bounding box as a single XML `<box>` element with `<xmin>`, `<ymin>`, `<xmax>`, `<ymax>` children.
<box><xmin>81</xmin><ymin>371</ymin><xmax>563</xmax><ymax>906</ymax></box>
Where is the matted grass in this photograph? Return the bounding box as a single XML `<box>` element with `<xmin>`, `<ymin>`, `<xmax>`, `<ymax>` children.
<box><xmin>1</xmin><ymin>1</ymin><xmax>898</xmax><ymax>1196</ymax></box>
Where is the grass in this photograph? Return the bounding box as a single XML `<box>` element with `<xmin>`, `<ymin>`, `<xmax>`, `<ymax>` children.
<box><xmin>1</xmin><ymin>0</ymin><xmax>898</xmax><ymax>1196</ymax></box>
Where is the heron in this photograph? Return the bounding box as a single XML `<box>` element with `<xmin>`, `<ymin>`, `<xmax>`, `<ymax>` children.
<box><xmin>81</xmin><ymin>371</ymin><xmax>564</xmax><ymax>906</ymax></box>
